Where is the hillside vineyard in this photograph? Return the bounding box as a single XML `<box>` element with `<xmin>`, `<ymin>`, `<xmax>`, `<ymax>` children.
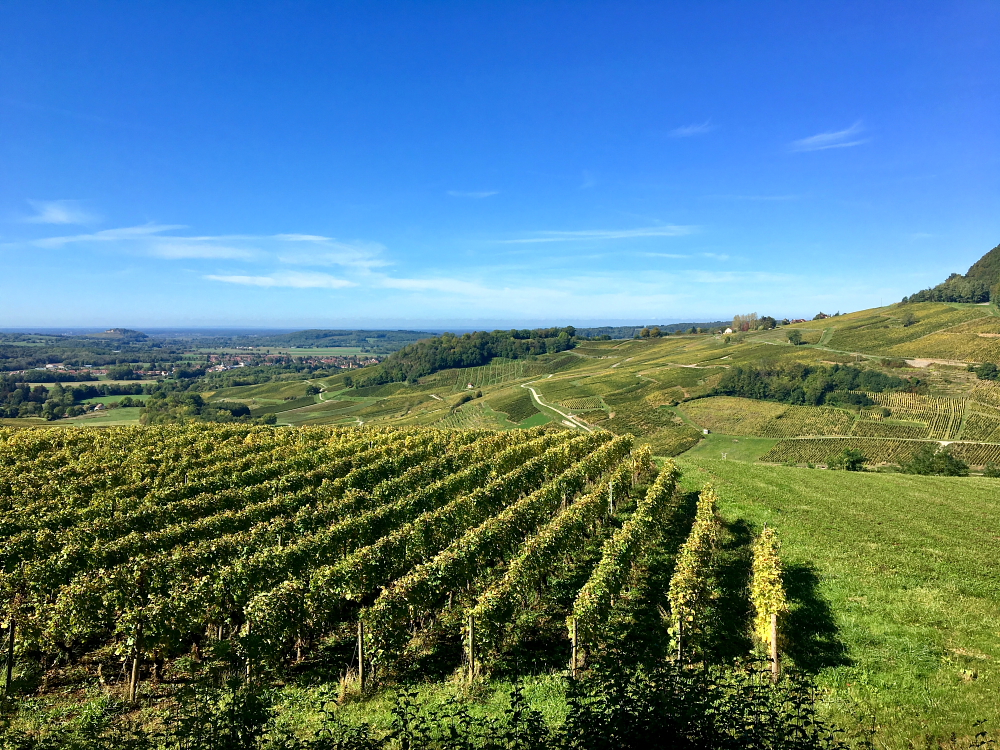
<box><xmin>0</xmin><ymin>424</ymin><xmax>679</xmax><ymax>692</ymax></box>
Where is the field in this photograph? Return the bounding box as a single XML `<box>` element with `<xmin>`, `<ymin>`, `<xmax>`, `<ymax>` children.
<box><xmin>681</xmin><ymin>396</ymin><xmax>856</xmax><ymax>438</ymax></box>
<box><xmin>1</xmin><ymin>424</ymin><xmax>707</xmax><ymax>741</ymax></box>
<box><xmin>675</xmin><ymin>456</ymin><xmax>1000</xmax><ymax>746</ymax></box>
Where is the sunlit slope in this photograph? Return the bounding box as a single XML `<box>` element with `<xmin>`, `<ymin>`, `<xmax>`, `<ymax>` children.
<box><xmin>677</xmin><ymin>456</ymin><xmax>1000</xmax><ymax>746</ymax></box>
<box><xmin>784</xmin><ymin>302</ymin><xmax>1000</xmax><ymax>360</ymax></box>
<box><xmin>206</xmin><ymin>302</ymin><xmax>1000</xmax><ymax>455</ymax></box>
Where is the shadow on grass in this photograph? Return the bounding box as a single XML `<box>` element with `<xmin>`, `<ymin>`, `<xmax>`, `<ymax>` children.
<box><xmin>782</xmin><ymin>562</ymin><xmax>852</xmax><ymax>671</ymax></box>
<box><xmin>708</xmin><ymin>522</ymin><xmax>850</xmax><ymax>673</ymax></box>
<box><xmin>708</xmin><ymin>518</ymin><xmax>754</xmax><ymax>662</ymax></box>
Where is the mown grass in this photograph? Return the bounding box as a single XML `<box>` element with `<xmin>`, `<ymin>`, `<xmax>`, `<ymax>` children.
<box><xmin>675</xmin><ymin>457</ymin><xmax>1000</xmax><ymax>747</ymax></box>
<box><xmin>58</xmin><ymin>407</ymin><xmax>144</xmax><ymax>426</ymax></box>
<box><xmin>678</xmin><ymin>433</ymin><xmax>779</xmax><ymax>462</ymax></box>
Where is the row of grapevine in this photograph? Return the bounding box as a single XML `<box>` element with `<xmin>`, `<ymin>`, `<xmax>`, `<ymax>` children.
<box><xmin>863</xmin><ymin>392</ymin><xmax>966</xmax><ymax>440</ymax></box>
<box><xmin>467</xmin><ymin>448</ymin><xmax>654</xmax><ymax>659</ymax></box>
<box><xmin>36</xmin><ymin>433</ymin><xmax>472</xmax><ymax>648</ymax></box>
<box><xmin>14</xmin><ymin>429</ymin><xmax>584</xmax><ymax>684</ymax></box>
<box><xmin>362</xmin><ymin>434</ymin><xmax>632</xmax><ymax>668</ymax></box>
<box><xmin>1</xmin><ymin>430</ymin><xmax>414</xmax><ymax>574</ymax></box>
<box><xmin>958</xmin><ymin>411</ymin><xmax>1000</xmax><ymax>443</ymax></box>
<box><xmin>750</xmin><ymin>526</ymin><xmax>787</xmax><ymax>681</ymax></box>
<box><xmin>570</xmin><ymin>459</ymin><xmax>680</xmax><ymax>644</ymax></box>
<box><xmin>0</xmin><ymin>426</ymin><xmax>382</xmax><ymax>542</ymax></box>
<box><xmin>667</xmin><ymin>485</ymin><xmax>722</xmax><ymax>657</ymax></box>
<box><xmin>850</xmin><ymin>419</ymin><xmax>929</xmax><ymax>439</ymax></box>
<box><xmin>760</xmin><ymin>437</ymin><xmax>1000</xmax><ymax>466</ymax></box>
<box><xmin>760</xmin><ymin>438</ymin><xmax>928</xmax><ymax>465</ymax></box>
<box><xmin>238</xmin><ymin>431</ymin><xmax>581</xmax><ymax>661</ymax></box>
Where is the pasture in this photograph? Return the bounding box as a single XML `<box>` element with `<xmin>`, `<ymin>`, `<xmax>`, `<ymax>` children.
<box><xmin>676</xmin><ymin>456</ymin><xmax>1000</xmax><ymax>747</ymax></box>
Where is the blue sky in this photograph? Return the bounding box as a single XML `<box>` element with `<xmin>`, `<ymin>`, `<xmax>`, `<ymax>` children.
<box><xmin>1</xmin><ymin>1</ymin><xmax>998</xmax><ymax>328</ymax></box>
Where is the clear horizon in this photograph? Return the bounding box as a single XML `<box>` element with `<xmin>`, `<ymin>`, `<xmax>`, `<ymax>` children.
<box><xmin>2</xmin><ymin>2</ymin><xmax>997</xmax><ymax>327</ymax></box>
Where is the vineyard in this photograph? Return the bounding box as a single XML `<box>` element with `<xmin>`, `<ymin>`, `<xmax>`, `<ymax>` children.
<box><xmin>759</xmin><ymin>436</ymin><xmax>1000</xmax><ymax>466</ymax></box>
<box><xmin>681</xmin><ymin>397</ymin><xmax>855</xmax><ymax>438</ymax></box>
<box><xmin>452</xmin><ymin>358</ymin><xmax>529</xmax><ymax>391</ymax></box>
<box><xmin>0</xmin><ymin>423</ymin><xmax>701</xmax><ymax>701</ymax></box>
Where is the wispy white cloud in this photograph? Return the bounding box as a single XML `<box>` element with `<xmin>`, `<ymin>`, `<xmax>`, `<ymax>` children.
<box><xmin>150</xmin><ymin>242</ymin><xmax>257</xmax><ymax>260</ymax></box>
<box><xmin>500</xmin><ymin>225</ymin><xmax>697</xmax><ymax>244</ymax></box>
<box><xmin>447</xmin><ymin>190</ymin><xmax>499</xmax><ymax>199</ymax></box>
<box><xmin>580</xmin><ymin>171</ymin><xmax>597</xmax><ymax>189</ymax></box>
<box><xmin>278</xmin><ymin>237</ymin><xmax>390</xmax><ymax>269</ymax></box>
<box><xmin>24</xmin><ymin>199</ymin><xmax>98</xmax><ymax>225</ymax></box>
<box><xmin>34</xmin><ymin>223</ymin><xmax>186</xmax><ymax>248</ymax></box>
<box><xmin>205</xmin><ymin>271</ymin><xmax>356</xmax><ymax>289</ymax></box>
<box><xmin>29</xmin><ymin>223</ymin><xmax>388</xmax><ymax>269</ymax></box>
<box><xmin>669</xmin><ymin>119</ymin><xmax>715</xmax><ymax>137</ymax></box>
<box><xmin>378</xmin><ymin>276</ymin><xmax>490</xmax><ymax>295</ymax></box>
<box><xmin>640</xmin><ymin>252</ymin><xmax>689</xmax><ymax>259</ymax></box>
<box><xmin>790</xmin><ymin>121</ymin><xmax>868</xmax><ymax>152</ymax></box>
<box><xmin>701</xmin><ymin>252</ymin><xmax>730</xmax><ymax>261</ymax></box>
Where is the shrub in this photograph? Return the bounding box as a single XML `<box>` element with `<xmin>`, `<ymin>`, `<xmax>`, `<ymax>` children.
<box><xmin>900</xmin><ymin>444</ymin><xmax>969</xmax><ymax>476</ymax></box>
<box><xmin>827</xmin><ymin>448</ymin><xmax>866</xmax><ymax>471</ymax></box>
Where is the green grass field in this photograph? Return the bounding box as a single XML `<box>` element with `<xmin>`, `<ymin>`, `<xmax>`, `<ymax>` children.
<box><xmin>58</xmin><ymin>407</ymin><xmax>144</xmax><ymax>426</ymax></box>
<box><xmin>80</xmin><ymin>394</ymin><xmax>138</xmax><ymax>404</ymax></box>
<box><xmin>675</xmin><ymin>456</ymin><xmax>1000</xmax><ymax>747</ymax></box>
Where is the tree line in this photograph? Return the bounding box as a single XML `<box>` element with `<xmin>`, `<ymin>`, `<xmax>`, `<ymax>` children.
<box><xmin>712</xmin><ymin>363</ymin><xmax>920</xmax><ymax>408</ymax></box>
<box><xmin>349</xmin><ymin>328</ymin><xmax>577</xmax><ymax>387</ymax></box>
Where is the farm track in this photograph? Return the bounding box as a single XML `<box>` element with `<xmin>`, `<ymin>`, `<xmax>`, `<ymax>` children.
<box><xmin>520</xmin><ymin>382</ymin><xmax>592</xmax><ymax>431</ymax></box>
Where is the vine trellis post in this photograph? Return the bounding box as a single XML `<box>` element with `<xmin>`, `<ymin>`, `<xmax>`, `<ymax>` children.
<box><xmin>770</xmin><ymin>613</ymin><xmax>780</xmax><ymax>683</ymax></box>
<box><xmin>357</xmin><ymin>620</ymin><xmax>366</xmax><ymax>691</ymax></box>
<box><xmin>467</xmin><ymin>615</ymin><xmax>476</xmax><ymax>681</ymax></box>
<box><xmin>3</xmin><ymin>617</ymin><xmax>14</xmax><ymax>699</ymax></box>
<box><xmin>569</xmin><ymin>617</ymin><xmax>578</xmax><ymax>678</ymax></box>
<box><xmin>128</xmin><ymin>622</ymin><xmax>143</xmax><ymax>703</ymax></box>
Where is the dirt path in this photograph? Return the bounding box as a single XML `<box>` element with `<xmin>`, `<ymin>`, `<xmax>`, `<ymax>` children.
<box><xmin>520</xmin><ymin>383</ymin><xmax>592</xmax><ymax>432</ymax></box>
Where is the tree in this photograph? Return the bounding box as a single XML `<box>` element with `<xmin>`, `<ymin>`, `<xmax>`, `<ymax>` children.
<box><xmin>650</xmin><ymin>326</ymin><xmax>662</xmax><ymax>338</ymax></box>
<box><xmin>787</xmin><ymin>330</ymin><xmax>803</xmax><ymax>346</ymax></box>
<box><xmin>640</xmin><ymin>328</ymin><xmax>651</xmax><ymax>338</ymax></box>
<box><xmin>900</xmin><ymin>311</ymin><xmax>918</xmax><ymax>327</ymax></box>
<box><xmin>759</xmin><ymin>316</ymin><xmax>777</xmax><ymax>330</ymax></box>
<box><xmin>732</xmin><ymin>313</ymin><xmax>758</xmax><ymax>332</ymax></box>
<box><xmin>900</xmin><ymin>444</ymin><xmax>969</xmax><ymax>476</ymax></box>
<box><xmin>974</xmin><ymin>362</ymin><xmax>999</xmax><ymax>380</ymax></box>
<box><xmin>827</xmin><ymin>448</ymin><xmax>866</xmax><ymax>471</ymax></box>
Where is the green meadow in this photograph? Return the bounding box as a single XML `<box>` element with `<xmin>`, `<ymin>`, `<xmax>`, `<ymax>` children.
<box><xmin>676</xmin><ymin>456</ymin><xmax>1000</xmax><ymax>746</ymax></box>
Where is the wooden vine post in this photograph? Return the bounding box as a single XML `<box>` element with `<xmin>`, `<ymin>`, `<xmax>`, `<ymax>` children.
<box><xmin>467</xmin><ymin>615</ymin><xmax>476</xmax><ymax>681</ymax></box>
<box><xmin>569</xmin><ymin>617</ymin><xmax>578</xmax><ymax>678</ymax></box>
<box><xmin>4</xmin><ymin>617</ymin><xmax>14</xmax><ymax>699</ymax></box>
<box><xmin>750</xmin><ymin>526</ymin><xmax>788</xmax><ymax>684</ymax></box>
<box><xmin>128</xmin><ymin>622</ymin><xmax>143</xmax><ymax>703</ymax></box>
<box><xmin>770</xmin><ymin>613</ymin><xmax>780</xmax><ymax>683</ymax></box>
<box><xmin>357</xmin><ymin>620</ymin><xmax>366</xmax><ymax>691</ymax></box>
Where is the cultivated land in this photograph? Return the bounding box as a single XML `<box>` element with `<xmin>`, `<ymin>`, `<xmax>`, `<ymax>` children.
<box><xmin>7</xmin><ymin>300</ymin><xmax>1000</xmax><ymax>744</ymax></box>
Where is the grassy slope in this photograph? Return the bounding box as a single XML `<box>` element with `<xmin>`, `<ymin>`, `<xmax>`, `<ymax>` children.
<box><xmin>676</xmin><ymin>456</ymin><xmax>1000</xmax><ymax>746</ymax></box>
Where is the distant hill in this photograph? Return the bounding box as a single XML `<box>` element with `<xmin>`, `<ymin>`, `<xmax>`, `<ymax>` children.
<box><xmin>227</xmin><ymin>329</ymin><xmax>434</xmax><ymax>353</ymax></box>
<box><xmin>575</xmin><ymin>322</ymin><xmax>730</xmax><ymax>338</ymax></box>
<box><xmin>86</xmin><ymin>328</ymin><xmax>148</xmax><ymax>341</ymax></box>
<box><xmin>902</xmin><ymin>242</ymin><xmax>1000</xmax><ymax>304</ymax></box>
